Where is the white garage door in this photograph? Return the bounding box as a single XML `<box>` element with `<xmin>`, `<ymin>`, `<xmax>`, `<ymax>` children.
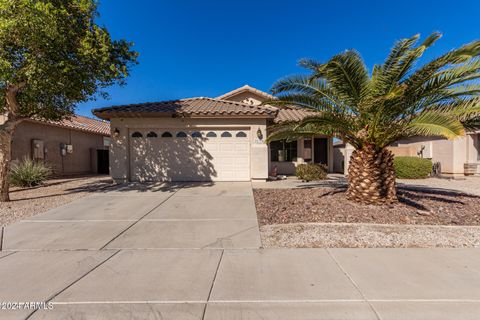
<box><xmin>129</xmin><ymin>129</ymin><xmax>250</xmax><ymax>182</ymax></box>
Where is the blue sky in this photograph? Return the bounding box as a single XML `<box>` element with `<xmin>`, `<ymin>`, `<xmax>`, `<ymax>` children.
<box><xmin>78</xmin><ymin>0</ymin><xmax>480</xmax><ymax>117</ymax></box>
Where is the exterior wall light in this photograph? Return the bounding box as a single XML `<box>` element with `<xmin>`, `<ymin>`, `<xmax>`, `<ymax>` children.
<box><xmin>256</xmin><ymin>128</ymin><xmax>263</xmax><ymax>140</ymax></box>
<box><xmin>113</xmin><ymin>128</ymin><xmax>120</xmax><ymax>138</ymax></box>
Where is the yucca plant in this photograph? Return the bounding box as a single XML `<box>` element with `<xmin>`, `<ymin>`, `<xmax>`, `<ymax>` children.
<box><xmin>266</xmin><ymin>33</ymin><xmax>480</xmax><ymax>205</ymax></box>
<box><xmin>10</xmin><ymin>158</ymin><xmax>51</xmax><ymax>188</ymax></box>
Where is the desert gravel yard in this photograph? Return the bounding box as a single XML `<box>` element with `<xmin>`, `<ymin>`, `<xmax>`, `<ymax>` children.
<box><xmin>255</xmin><ymin>187</ymin><xmax>480</xmax><ymax>226</ymax></box>
<box><xmin>254</xmin><ymin>186</ymin><xmax>480</xmax><ymax>248</ymax></box>
<box><xmin>0</xmin><ymin>175</ymin><xmax>113</xmax><ymax>226</ymax></box>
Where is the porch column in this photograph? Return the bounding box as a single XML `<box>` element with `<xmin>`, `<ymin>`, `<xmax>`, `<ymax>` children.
<box><xmin>296</xmin><ymin>138</ymin><xmax>304</xmax><ymax>164</ymax></box>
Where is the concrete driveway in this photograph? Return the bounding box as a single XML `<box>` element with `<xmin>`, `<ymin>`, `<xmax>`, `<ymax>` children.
<box><xmin>0</xmin><ymin>182</ymin><xmax>480</xmax><ymax>319</ymax></box>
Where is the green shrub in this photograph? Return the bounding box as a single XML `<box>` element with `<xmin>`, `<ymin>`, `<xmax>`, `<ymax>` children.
<box><xmin>296</xmin><ymin>163</ymin><xmax>328</xmax><ymax>181</ymax></box>
<box><xmin>10</xmin><ymin>159</ymin><xmax>51</xmax><ymax>187</ymax></box>
<box><xmin>394</xmin><ymin>156</ymin><xmax>432</xmax><ymax>179</ymax></box>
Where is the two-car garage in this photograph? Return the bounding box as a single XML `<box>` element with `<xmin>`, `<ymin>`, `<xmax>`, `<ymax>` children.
<box><xmin>128</xmin><ymin>128</ymin><xmax>251</xmax><ymax>182</ymax></box>
<box><xmin>93</xmin><ymin>96</ymin><xmax>275</xmax><ymax>183</ymax></box>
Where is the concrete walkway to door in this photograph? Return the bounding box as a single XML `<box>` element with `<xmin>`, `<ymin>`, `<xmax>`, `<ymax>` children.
<box><xmin>0</xmin><ymin>182</ymin><xmax>479</xmax><ymax>319</ymax></box>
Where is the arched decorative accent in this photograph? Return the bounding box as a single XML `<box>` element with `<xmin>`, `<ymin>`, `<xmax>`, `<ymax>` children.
<box><xmin>191</xmin><ymin>131</ymin><xmax>202</xmax><ymax>138</ymax></box>
<box><xmin>161</xmin><ymin>131</ymin><xmax>173</xmax><ymax>138</ymax></box>
<box><xmin>206</xmin><ymin>131</ymin><xmax>217</xmax><ymax>138</ymax></box>
<box><xmin>221</xmin><ymin>131</ymin><xmax>232</xmax><ymax>138</ymax></box>
<box><xmin>146</xmin><ymin>131</ymin><xmax>158</xmax><ymax>138</ymax></box>
<box><xmin>236</xmin><ymin>131</ymin><xmax>247</xmax><ymax>138</ymax></box>
<box><xmin>176</xmin><ymin>131</ymin><xmax>187</xmax><ymax>138</ymax></box>
<box><xmin>131</xmin><ymin>131</ymin><xmax>143</xmax><ymax>138</ymax></box>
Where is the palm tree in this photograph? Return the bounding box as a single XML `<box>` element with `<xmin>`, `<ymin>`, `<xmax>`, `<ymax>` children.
<box><xmin>266</xmin><ymin>33</ymin><xmax>480</xmax><ymax>205</ymax></box>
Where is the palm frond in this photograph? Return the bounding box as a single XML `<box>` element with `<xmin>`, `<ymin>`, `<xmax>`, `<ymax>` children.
<box><xmin>382</xmin><ymin>34</ymin><xmax>421</xmax><ymax>72</ymax></box>
<box><xmin>266</xmin><ymin>34</ymin><xmax>480</xmax><ymax>149</ymax></box>
<box><xmin>406</xmin><ymin>111</ymin><xmax>465</xmax><ymax>139</ymax></box>
<box><xmin>405</xmin><ymin>40</ymin><xmax>480</xmax><ymax>95</ymax></box>
<box><xmin>311</xmin><ymin>50</ymin><xmax>369</xmax><ymax>106</ymax></box>
<box><xmin>265</xmin><ymin>94</ymin><xmax>335</xmax><ymax>112</ymax></box>
<box><xmin>298</xmin><ymin>58</ymin><xmax>324</xmax><ymax>72</ymax></box>
<box><xmin>372</xmin><ymin>33</ymin><xmax>441</xmax><ymax>98</ymax></box>
<box><xmin>267</xmin><ymin>121</ymin><xmax>331</xmax><ymax>142</ymax></box>
<box><xmin>267</xmin><ymin>76</ymin><xmax>344</xmax><ymax>111</ymax></box>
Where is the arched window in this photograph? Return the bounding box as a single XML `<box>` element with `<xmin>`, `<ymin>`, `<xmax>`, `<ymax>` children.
<box><xmin>236</xmin><ymin>131</ymin><xmax>247</xmax><ymax>138</ymax></box>
<box><xmin>191</xmin><ymin>131</ymin><xmax>202</xmax><ymax>138</ymax></box>
<box><xmin>146</xmin><ymin>131</ymin><xmax>158</xmax><ymax>138</ymax></box>
<box><xmin>176</xmin><ymin>131</ymin><xmax>187</xmax><ymax>138</ymax></box>
<box><xmin>206</xmin><ymin>131</ymin><xmax>217</xmax><ymax>138</ymax></box>
<box><xmin>161</xmin><ymin>131</ymin><xmax>173</xmax><ymax>138</ymax></box>
<box><xmin>131</xmin><ymin>131</ymin><xmax>143</xmax><ymax>138</ymax></box>
<box><xmin>221</xmin><ymin>131</ymin><xmax>232</xmax><ymax>138</ymax></box>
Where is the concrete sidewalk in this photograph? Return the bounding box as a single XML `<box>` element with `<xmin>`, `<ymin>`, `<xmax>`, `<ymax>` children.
<box><xmin>0</xmin><ymin>183</ymin><xmax>479</xmax><ymax>319</ymax></box>
<box><xmin>1</xmin><ymin>248</ymin><xmax>479</xmax><ymax>319</ymax></box>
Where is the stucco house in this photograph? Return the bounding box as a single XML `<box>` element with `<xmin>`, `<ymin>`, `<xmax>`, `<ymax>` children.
<box><xmin>335</xmin><ymin>134</ymin><xmax>480</xmax><ymax>177</ymax></box>
<box><xmin>391</xmin><ymin>134</ymin><xmax>480</xmax><ymax>177</ymax></box>
<box><xmin>93</xmin><ymin>85</ymin><xmax>334</xmax><ymax>182</ymax></box>
<box><xmin>2</xmin><ymin>115</ymin><xmax>111</xmax><ymax>175</ymax></box>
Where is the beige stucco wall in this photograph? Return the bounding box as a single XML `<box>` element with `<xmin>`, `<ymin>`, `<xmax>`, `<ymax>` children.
<box><xmin>333</xmin><ymin>146</ymin><xmax>344</xmax><ymax>173</ymax></box>
<box><xmin>109</xmin><ymin>117</ymin><xmax>269</xmax><ymax>182</ymax></box>
<box><xmin>11</xmin><ymin>121</ymin><xmax>107</xmax><ymax>175</ymax></box>
<box><xmin>222</xmin><ymin>91</ymin><xmax>265</xmax><ymax>106</ymax></box>
<box><xmin>467</xmin><ymin>134</ymin><xmax>479</xmax><ymax>163</ymax></box>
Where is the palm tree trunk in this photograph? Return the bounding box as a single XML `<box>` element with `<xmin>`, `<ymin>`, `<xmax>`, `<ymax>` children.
<box><xmin>346</xmin><ymin>144</ymin><xmax>397</xmax><ymax>205</ymax></box>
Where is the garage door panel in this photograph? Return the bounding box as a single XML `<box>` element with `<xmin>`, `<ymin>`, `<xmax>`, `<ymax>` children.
<box><xmin>129</xmin><ymin>129</ymin><xmax>250</xmax><ymax>182</ymax></box>
<box><xmin>235</xmin><ymin>143</ymin><xmax>249</xmax><ymax>152</ymax></box>
<box><xmin>219</xmin><ymin>143</ymin><xmax>234</xmax><ymax>152</ymax></box>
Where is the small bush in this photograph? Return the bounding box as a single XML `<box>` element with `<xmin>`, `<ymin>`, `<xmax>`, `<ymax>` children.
<box><xmin>296</xmin><ymin>163</ymin><xmax>328</xmax><ymax>181</ymax></box>
<box><xmin>10</xmin><ymin>158</ymin><xmax>51</xmax><ymax>187</ymax></box>
<box><xmin>394</xmin><ymin>157</ymin><xmax>432</xmax><ymax>179</ymax></box>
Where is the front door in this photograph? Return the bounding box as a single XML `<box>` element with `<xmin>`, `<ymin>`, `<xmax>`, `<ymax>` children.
<box><xmin>314</xmin><ymin>138</ymin><xmax>328</xmax><ymax>165</ymax></box>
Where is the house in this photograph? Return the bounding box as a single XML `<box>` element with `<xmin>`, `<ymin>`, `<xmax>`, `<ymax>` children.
<box><xmin>93</xmin><ymin>85</ymin><xmax>334</xmax><ymax>182</ymax></box>
<box><xmin>391</xmin><ymin>134</ymin><xmax>480</xmax><ymax>177</ymax></box>
<box><xmin>335</xmin><ymin>134</ymin><xmax>480</xmax><ymax>177</ymax></box>
<box><xmin>6</xmin><ymin>115</ymin><xmax>111</xmax><ymax>175</ymax></box>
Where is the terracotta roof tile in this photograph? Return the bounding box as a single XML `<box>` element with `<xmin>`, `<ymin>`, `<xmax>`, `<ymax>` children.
<box><xmin>93</xmin><ymin>97</ymin><xmax>278</xmax><ymax>120</ymax></box>
<box><xmin>32</xmin><ymin>115</ymin><xmax>110</xmax><ymax>136</ymax></box>
<box><xmin>273</xmin><ymin>106</ymin><xmax>318</xmax><ymax>123</ymax></box>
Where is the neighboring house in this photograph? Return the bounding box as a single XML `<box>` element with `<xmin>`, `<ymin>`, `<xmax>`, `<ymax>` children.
<box><xmin>392</xmin><ymin>134</ymin><xmax>480</xmax><ymax>177</ymax></box>
<box><xmin>93</xmin><ymin>85</ymin><xmax>334</xmax><ymax>182</ymax></box>
<box><xmin>334</xmin><ymin>134</ymin><xmax>480</xmax><ymax>177</ymax></box>
<box><xmin>5</xmin><ymin>115</ymin><xmax>111</xmax><ymax>175</ymax></box>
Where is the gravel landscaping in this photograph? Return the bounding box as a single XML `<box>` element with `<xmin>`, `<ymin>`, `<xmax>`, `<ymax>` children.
<box><xmin>0</xmin><ymin>175</ymin><xmax>113</xmax><ymax>226</ymax></box>
<box><xmin>254</xmin><ymin>187</ymin><xmax>480</xmax><ymax>226</ymax></box>
<box><xmin>261</xmin><ymin>223</ymin><xmax>480</xmax><ymax>248</ymax></box>
<box><xmin>254</xmin><ymin>186</ymin><xmax>480</xmax><ymax>248</ymax></box>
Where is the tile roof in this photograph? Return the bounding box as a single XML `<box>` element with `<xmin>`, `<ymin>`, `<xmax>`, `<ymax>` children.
<box><xmin>93</xmin><ymin>97</ymin><xmax>278</xmax><ymax>120</ymax></box>
<box><xmin>31</xmin><ymin>115</ymin><xmax>110</xmax><ymax>136</ymax></box>
<box><xmin>217</xmin><ymin>84</ymin><xmax>276</xmax><ymax>100</ymax></box>
<box><xmin>273</xmin><ymin>106</ymin><xmax>319</xmax><ymax>123</ymax></box>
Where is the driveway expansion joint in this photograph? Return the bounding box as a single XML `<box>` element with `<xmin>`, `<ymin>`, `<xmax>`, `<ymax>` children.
<box><xmin>326</xmin><ymin>248</ymin><xmax>382</xmax><ymax>320</ymax></box>
<box><xmin>202</xmin><ymin>249</ymin><xmax>224</xmax><ymax>320</ymax></box>
<box><xmin>25</xmin><ymin>249</ymin><xmax>121</xmax><ymax>320</ymax></box>
<box><xmin>0</xmin><ymin>250</ymin><xmax>17</xmax><ymax>261</ymax></box>
<box><xmin>99</xmin><ymin>187</ymin><xmax>182</xmax><ymax>250</ymax></box>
